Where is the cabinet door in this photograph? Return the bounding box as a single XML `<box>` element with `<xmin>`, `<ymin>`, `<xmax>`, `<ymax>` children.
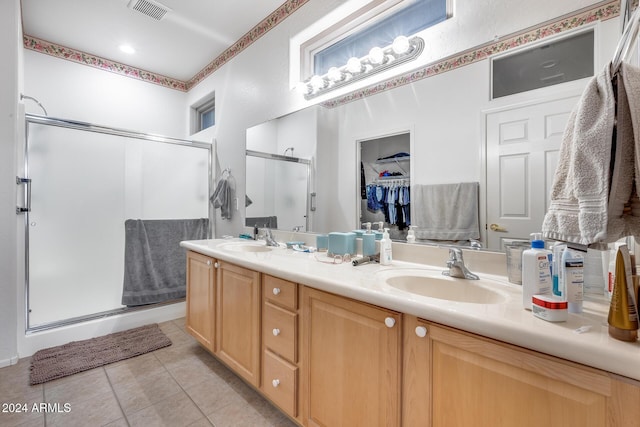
<box><xmin>302</xmin><ymin>287</ymin><xmax>401</xmax><ymax>427</ymax></box>
<box><xmin>185</xmin><ymin>251</ymin><xmax>215</xmax><ymax>351</ymax></box>
<box><xmin>215</xmin><ymin>261</ymin><xmax>261</xmax><ymax>387</ymax></box>
<box><xmin>405</xmin><ymin>316</ymin><xmax>622</xmax><ymax>427</ymax></box>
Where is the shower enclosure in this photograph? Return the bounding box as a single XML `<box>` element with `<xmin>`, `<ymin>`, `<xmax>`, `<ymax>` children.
<box><xmin>18</xmin><ymin>115</ymin><xmax>212</xmax><ymax>332</ymax></box>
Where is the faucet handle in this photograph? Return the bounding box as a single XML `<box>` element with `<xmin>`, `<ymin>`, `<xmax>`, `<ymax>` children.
<box><xmin>448</xmin><ymin>247</ymin><xmax>463</xmax><ymax>261</ymax></box>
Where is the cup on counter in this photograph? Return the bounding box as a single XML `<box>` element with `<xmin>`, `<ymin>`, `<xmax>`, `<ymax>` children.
<box><xmin>505</xmin><ymin>242</ymin><xmax>529</xmax><ymax>285</ymax></box>
<box><xmin>316</xmin><ymin>234</ymin><xmax>329</xmax><ymax>252</ymax></box>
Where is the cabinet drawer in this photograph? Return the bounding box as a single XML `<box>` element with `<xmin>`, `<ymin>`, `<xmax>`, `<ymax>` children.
<box><xmin>263</xmin><ymin>350</ymin><xmax>298</xmax><ymax>418</ymax></box>
<box><xmin>263</xmin><ymin>302</ymin><xmax>297</xmax><ymax>363</ymax></box>
<box><xmin>263</xmin><ymin>275</ymin><xmax>297</xmax><ymax>310</ymax></box>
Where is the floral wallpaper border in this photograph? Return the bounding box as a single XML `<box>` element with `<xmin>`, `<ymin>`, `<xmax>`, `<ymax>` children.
<box><xmin>23</xmin><ymin>35</ymin><xmax>189</xmax><ymax>91</ymax></box>
<box><xmin>187</xmin><ymin>0</ymin><xmax>310</xmax><ymax>90</ymax></box>
<box><xmin>321</xmin><ymin>0</ymin><xmax>620</xmax><ymax>109</ymax></box>
<box><xmin>23</xmin><ymin>0</ymin><xmax>310</xmax><ymax>92</ymax></box>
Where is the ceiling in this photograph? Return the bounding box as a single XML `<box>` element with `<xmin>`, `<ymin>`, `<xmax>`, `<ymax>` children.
<box><xmin>21</xmin><ymin>0</ymin><xmax>289</xmax><ymax>82</ymax></box>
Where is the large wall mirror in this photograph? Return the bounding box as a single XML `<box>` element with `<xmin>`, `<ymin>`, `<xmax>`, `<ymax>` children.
<box><xmin>244</xmin><ymin>22</ymin><xmax>615</xmax><ymax>252</ymax></box>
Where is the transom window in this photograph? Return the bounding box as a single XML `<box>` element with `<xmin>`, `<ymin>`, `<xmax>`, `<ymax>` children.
<box><xmin>491</xmin><ymin>29</ymin><xmax>595</xmax><ymax>99</ymax></box>
<box><xmin>191</xmin><ymin>94</ymin><xmax>215</xmax><ymax>134</ymax></box>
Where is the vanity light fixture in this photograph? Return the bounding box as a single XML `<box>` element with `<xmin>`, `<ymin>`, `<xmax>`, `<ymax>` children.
<box><xmin>299</xmin><ymin>35</ymin><xmax>425</xmax><ymax>99</ymax></box>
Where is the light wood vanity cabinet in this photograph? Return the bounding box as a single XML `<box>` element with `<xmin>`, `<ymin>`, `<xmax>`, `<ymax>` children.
<box><xmin>215</xmin><ymin>261</ymin><xmax>262</xmax><ymax>387</ymax></box>
<box><xmin>302</xmin><ymin>286</ymin><xmax>402</xmax><ymax>427</ymax></box>
<box><xmin>261</xmin><ymin>275</ymin><xmax>300</xmax><ymax>420</ymax></box>
<box><xmin>402</xmin><ymin>315</ymin><xmax>640</xmax><ymax>427</ymax></box>
<box><xmin>185</xmin><ymin>251</ymin><xmax>215</xmax><ymax>351</ymax></box>
<box><xmin>186</xmin><ymin>252</ymin><xmax>640</xmax><ymax>427</ymax></box>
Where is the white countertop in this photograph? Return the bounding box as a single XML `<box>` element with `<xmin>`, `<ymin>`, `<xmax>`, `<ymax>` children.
<box><xmin>180</xmin><ymin>238</ymin><xmax>640</xmax><ymax>382</ymax></box>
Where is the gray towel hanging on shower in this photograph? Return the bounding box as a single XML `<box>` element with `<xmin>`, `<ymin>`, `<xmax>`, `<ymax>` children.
<box><xmin>122</xmin><ymin>218</ymin><xmax>209</xmax><ymax>306</ymax></box>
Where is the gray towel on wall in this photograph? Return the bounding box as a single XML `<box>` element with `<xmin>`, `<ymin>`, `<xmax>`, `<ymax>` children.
<box><xmin>122</xmin><ymin>218</ymin><xmax>209</xmax><ymax>306</ymax></box>
<box><xmin>210</xmin><ymin>177</ymin><xmax>232</xmax><ymax>220</ymax></box>
<box><xmin>413</xmin><ymin>182</ymin><xmax>480</xmax><ymax>241</ymax></box>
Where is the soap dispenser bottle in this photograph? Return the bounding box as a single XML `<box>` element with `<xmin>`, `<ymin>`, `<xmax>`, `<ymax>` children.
<box><xmin>522</xmin><ymin>233</ymin><xmax>552</xmax><ymax>310</ymax></box>
<box><xmin>407</xmin><ymin>226</ymin><xmax>417</xmax><ymax>243</ymax></box>
<box><xmin>380</xmin><ymin>228</ymin><xmax>393</xmax><ymax>265</ymax></box>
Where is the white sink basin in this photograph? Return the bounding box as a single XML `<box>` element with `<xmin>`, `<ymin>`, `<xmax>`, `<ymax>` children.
<box><xmin>377</xmin><ymin>268</ymin><xmax>507</xmax><ymax>304</ymax></box>
<box><xmin>219</xmin><ymin>242</ymin><xmax>275</xmax><ymax>253</ymax></box>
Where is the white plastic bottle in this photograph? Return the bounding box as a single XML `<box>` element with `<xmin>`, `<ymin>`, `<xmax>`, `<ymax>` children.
<box><xmin>380</xmin><ymin>228</ymin><xmax>393</xmax><ymax>265</ymax></box>
<box><xmin>406</xmin><ymin>226</ymin><xmax>417</xmax><ymax>243</ymax></box>
<box><xmin>562</xmin><ymin>248</ymin><xmax>584</xmax><ymax>314</ymax></box>
<box><xmin>522</xmin><ymin>233</ymin><xmax>552</xmax><ymax>310</ymax></box>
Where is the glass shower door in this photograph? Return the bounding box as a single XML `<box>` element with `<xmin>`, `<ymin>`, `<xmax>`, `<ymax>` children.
<box><xmin>24</xmin><ymin>117</ymin><xmax>211</xmax><ymax>330</ymax></box>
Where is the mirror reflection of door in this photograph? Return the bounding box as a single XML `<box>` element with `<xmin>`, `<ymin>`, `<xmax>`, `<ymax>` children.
<box><xmin>359</xmin><ymin>133</ymin><xmax>411</xmax><ymax>240</ymax></box>
<box><xmin>485</xmin><ymin>95</ymin><xmax>580</xmax><ymax>251</ymax></box>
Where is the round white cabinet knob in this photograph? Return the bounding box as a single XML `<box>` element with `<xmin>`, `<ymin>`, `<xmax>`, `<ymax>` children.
<box><xmin>272</xmin><ymin>379</ymin><xmax>280</xmax><ymax>388</ymax></box>
<box><xmin>213</xmin><ymin>262</ymin><xmax>219</xmax><ymax>268</ymax></box>
<box><xmin>415</xmin><ymin>326</ymin><xmax>428</xmax><ymax>338</ymax></box>
<box><xmin>272</xmin><ymin>287</ymin><xmax>281</xmax><ymax>295</ymax></box>
<box><xmin>272</xmin><ymin>328</ymin><xmax>280</xmax><ymax>336</ymax></box>
<box><xmin>384</xmin><ymin>317</ymin><xmax>396</xmax><ymax>328</ymax></box>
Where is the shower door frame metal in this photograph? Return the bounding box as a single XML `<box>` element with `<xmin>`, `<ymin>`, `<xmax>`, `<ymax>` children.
<box><xmin>245</xmin><ymin>149</ymin><xmax>312</xmax><ymax>231</ymax></box>
<box><xmin>18</xmin><ymin>114</ymin><xmax>214</xmax><ymax>333</ymax></box>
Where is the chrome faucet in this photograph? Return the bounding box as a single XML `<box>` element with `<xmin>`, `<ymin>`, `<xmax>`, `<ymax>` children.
<box><xmin>263</xmin><ymin>228</ymin><xmax>279</xmax><ymax>247</ymax></box>
<box><xmin>443</xmin><ymin>248</ymin><xmax>479</xmax><ymax>280</ymax></box>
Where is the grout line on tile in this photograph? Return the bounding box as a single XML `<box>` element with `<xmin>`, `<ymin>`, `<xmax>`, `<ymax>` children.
<box><xmin>104</xmin><ymin>366</ymin><xmax>131</xmax><ymax>427</ymax></box>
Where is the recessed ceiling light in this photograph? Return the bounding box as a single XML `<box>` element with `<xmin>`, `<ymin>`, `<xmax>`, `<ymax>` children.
<box><xmin>119</xmin><ymin>44</ymin><xmax>136</xmax><ymax>54</ymax></box>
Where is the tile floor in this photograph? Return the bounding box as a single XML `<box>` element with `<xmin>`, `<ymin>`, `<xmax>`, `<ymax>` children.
<box><xmin>0</xmin><ymin>318</ymin><xmax>298</xmax><ymax>427</ymax></box>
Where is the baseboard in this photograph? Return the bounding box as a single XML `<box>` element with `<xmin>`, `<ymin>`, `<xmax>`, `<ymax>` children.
<box><xmin>18</xmin><ymin>302</ymin><xmax>186</xmax><ymax>358</ymax></box>
<box><xmin>0</xmin><ymin>355</ymin><xmax>19</xmax><ymax>368</ymax></box>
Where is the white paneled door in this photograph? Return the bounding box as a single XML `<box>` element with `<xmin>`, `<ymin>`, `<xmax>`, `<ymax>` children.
<box><xmin>485</xmin><ymin>95</ymin><xmax>580</xmax><ymax>251</ymax></box>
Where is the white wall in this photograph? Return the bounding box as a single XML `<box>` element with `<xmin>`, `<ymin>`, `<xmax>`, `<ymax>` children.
<box><xmin>23</xmin><ymin>51</ymin><xmax>188</xmax><ymax>137</ymax></box>
<box><xmin>0</xmin><ymin>0</ymin><xmax>21</xmax><ymax>367</ymax></box>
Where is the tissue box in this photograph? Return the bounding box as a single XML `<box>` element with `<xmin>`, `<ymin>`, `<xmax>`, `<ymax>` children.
<box><xmin>328</xmin><ymin>232</ymin><xmax>356</xmax><ymax>256</ymax></box>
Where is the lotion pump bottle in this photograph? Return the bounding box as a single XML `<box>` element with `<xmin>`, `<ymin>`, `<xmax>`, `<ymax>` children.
<box><xmin>380</xmin><ymin>228</ymin><xmax>393</xmax><ymax>265</ymax></box>
<box><xmin>522</xmin><ymin>233</ymin><xmax>552</xmax><ymax>310</ymax></box>
<box><xmin>362</xmin><ymin>223</ymin><xmax>376</xmax><ymax>257</ymax></box>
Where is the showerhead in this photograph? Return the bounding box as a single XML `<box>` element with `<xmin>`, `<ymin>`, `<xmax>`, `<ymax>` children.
<box><xmin>20</xmin><ymin>94</ymin><xmax>48</xmax><ymax>116</ymax></box>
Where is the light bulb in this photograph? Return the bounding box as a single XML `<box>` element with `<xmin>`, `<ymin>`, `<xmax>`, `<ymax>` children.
<box><xmin>295</xmin><ymin>81</ymin><xmax>310</xmax><ymax>95</ymax></box>
<box><xmin>346</xmin><ymin>57</ymin><xmax>363</xmax><ymax>74</ymax></box>
<box><xmin>310</xmin><ymin>75</ymin><xmax>326</xmax><ymax>90</ymax></box>
<box><xmin>327</xmin><ymin>67</ymin><xmax>343</xmax><ymax>82</ymax></box>
<box><xmin>392</xmin><ymin>36</ymin><xmax>410</xmax><ymax>55</ymax></box>
<box><xmin>368</xmin><ymin>46</ymin><xmax>385</xmax><ymax>65</ymax></box>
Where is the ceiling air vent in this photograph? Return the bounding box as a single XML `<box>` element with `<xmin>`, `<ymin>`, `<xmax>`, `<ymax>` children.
<box><xmin>127</xmin><ymin>0</ymin><xmax>172</xmax><ymax>21</ymax></box>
